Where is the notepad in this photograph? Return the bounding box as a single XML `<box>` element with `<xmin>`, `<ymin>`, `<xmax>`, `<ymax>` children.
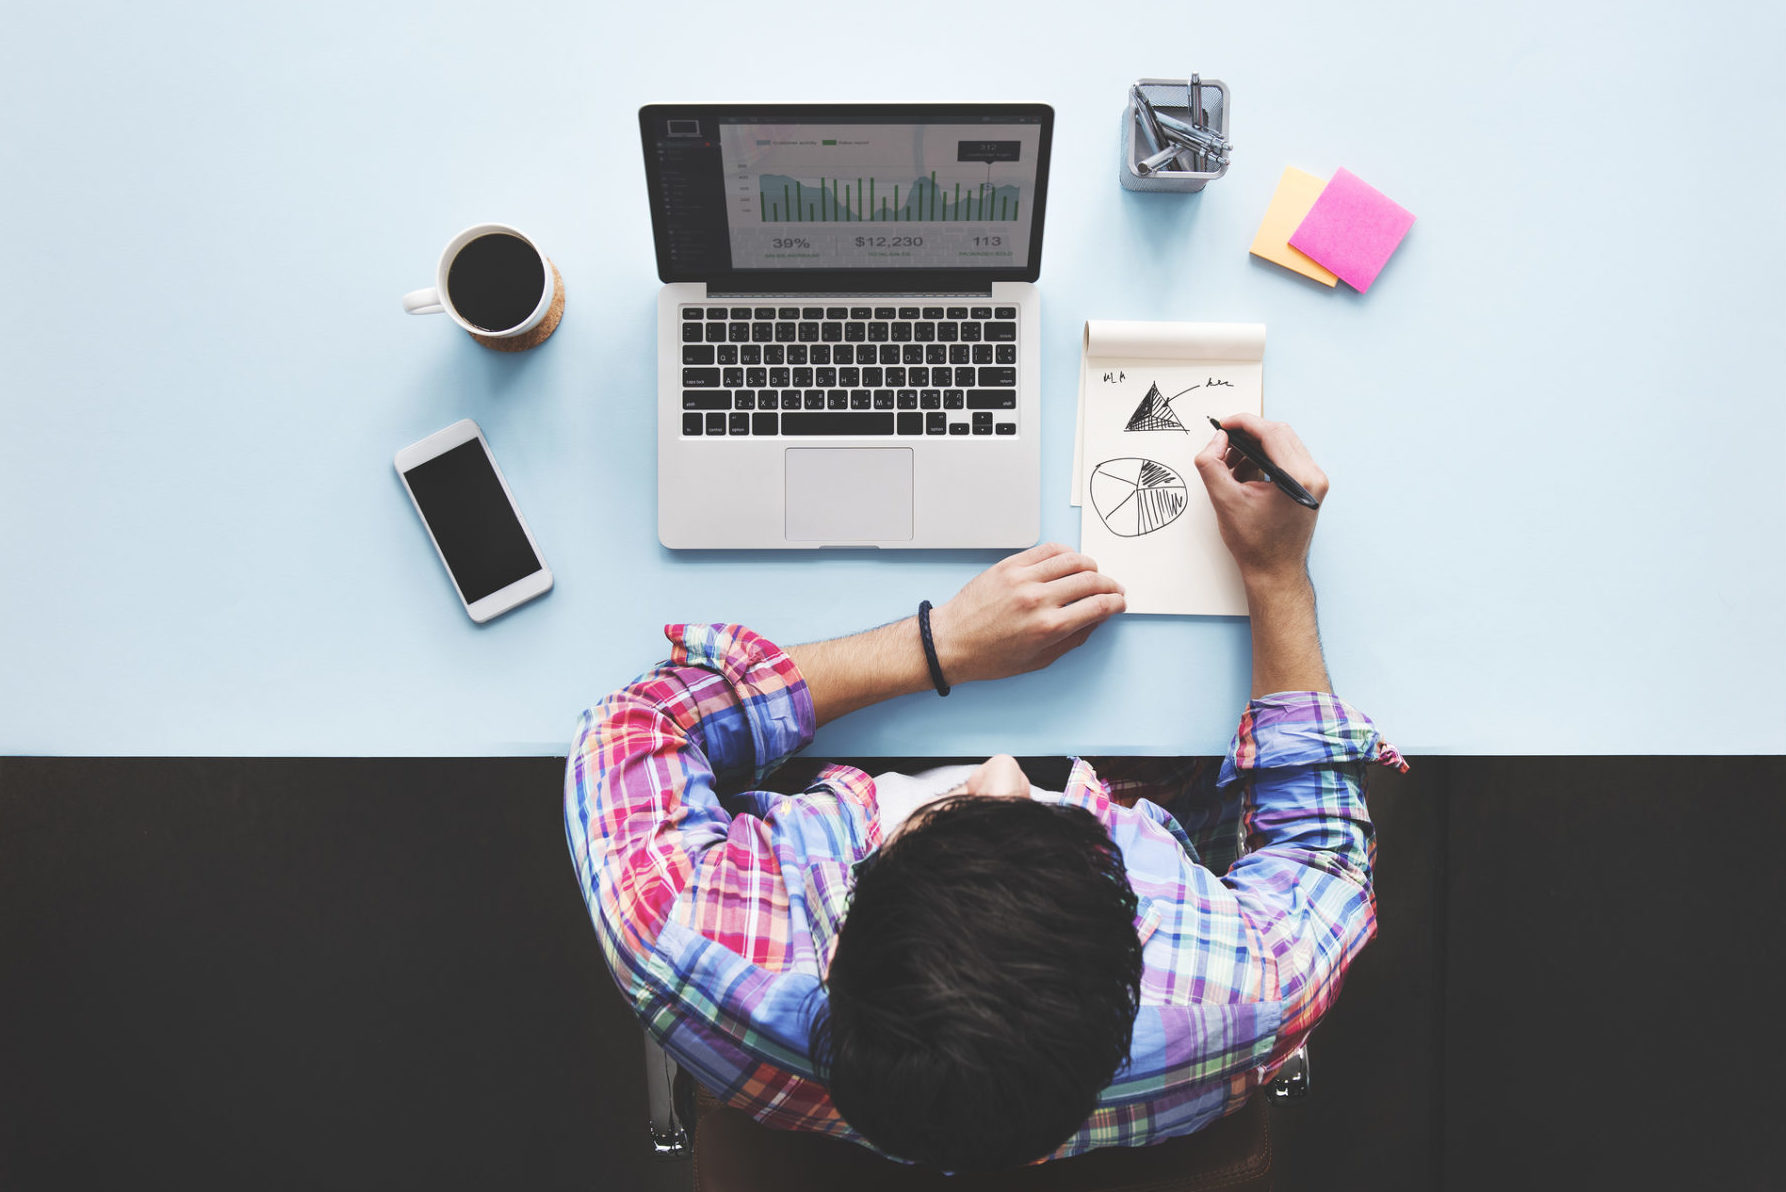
<box><xmin>1073</xmin><ymin>322</ymin><xmax>1265</xmax><ymax>616</ymax></box>
<box><xmin>1249</xmin><ymin>167</ymin><xmax>1338</xmax><ymax>286</ymax></box>
<box><xmin>1287</xmin><ymin>167</ymin><xmax>1415</xmax><ymax>293</ymax></box>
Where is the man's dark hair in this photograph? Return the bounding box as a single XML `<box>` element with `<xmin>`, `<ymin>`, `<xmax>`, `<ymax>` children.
<box><xmin>811</xmin><ymin>795</ymin><xmax>1143</xmax><ymax>1171</ymax></box>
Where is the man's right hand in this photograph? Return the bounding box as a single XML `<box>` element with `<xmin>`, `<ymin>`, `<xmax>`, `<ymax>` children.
<box><xmin>1194</xmin><ymin>414</ymin><xmax>1333</xmax><ymax>697</ymax></box>
<box><xmin>1193</xmin><ymin>413</ymin><xmax>1330</xmax><ymax>593</ymax></box>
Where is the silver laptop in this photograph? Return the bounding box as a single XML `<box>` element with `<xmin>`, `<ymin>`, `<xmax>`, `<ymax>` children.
<box><xmin>642</xmin><ymin>103</ymin><xmax>1054</xmax><ymax>549</ymax></box>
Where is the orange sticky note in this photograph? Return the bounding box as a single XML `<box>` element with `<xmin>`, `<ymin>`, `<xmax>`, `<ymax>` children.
<box><xmin>1249</xmin><ymin>167</ymin><xmax>1339</xmax><ymax>286</ymax></box>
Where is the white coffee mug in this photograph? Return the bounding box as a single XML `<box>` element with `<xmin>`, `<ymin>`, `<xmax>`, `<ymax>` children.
<box><xmin>401</xmin><ymin>223</ymin><xmax>556</xmax><ymax>340</ymax></box>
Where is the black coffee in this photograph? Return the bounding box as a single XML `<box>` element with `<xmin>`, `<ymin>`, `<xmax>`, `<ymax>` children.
<box><xmin>446</xmin><ymin>233</ymin><xmax>546</xmax><ymax>332</ymax></box>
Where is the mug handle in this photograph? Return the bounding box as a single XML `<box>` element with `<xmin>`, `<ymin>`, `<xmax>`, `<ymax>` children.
<box><xmin>402</xmin><ymin>287</ymin><xmax>444</xmax><ymax>315</ymax></box>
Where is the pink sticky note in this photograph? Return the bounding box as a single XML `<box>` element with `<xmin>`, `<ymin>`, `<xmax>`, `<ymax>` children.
<box><xmin>1288</xmin><ymin>168</ymin><xmax>1415</xmax><ymax>293</ymax></box>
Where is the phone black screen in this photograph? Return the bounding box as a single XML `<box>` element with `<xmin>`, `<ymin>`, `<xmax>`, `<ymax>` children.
<box><xmin>403</xmin><ymin>439</ymin><xmax>541</xmax><ymax>604</ymax></box>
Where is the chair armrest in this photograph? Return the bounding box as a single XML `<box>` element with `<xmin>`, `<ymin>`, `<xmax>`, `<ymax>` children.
<box><xmin>1268</xmin><ymin>1043</ymin><xmax>1311</xmax><ymax>1101</ymax></box>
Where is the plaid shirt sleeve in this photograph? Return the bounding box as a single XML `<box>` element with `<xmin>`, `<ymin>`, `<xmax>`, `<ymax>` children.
<box><xmin>563</xmin><ymin>623</ymin><xmax>816</xmax><ymax>1011</ymax></box>
<box><xmin>1217</xmin><ymin>690</ymin><xmax>1408</xmax><ymax>1072</ymax></box>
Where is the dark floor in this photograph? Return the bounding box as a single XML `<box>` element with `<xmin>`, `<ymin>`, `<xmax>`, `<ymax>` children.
<box><xmin>1</xmin><ymin>756</ymin><xmax>1781</xmax><ymax>1190</ymax></box>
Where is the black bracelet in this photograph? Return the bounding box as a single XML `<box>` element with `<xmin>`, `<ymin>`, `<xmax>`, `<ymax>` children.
<box><xmin>917</xmin><ymin>600</ymin><xmax>951</xmax><ymax>697</ymax></box>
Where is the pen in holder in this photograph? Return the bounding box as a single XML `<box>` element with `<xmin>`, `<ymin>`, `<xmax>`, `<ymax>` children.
<box><xmin>1121</xmin><ymin>76</ymin><xmax>1231</xmax><ymax>192</ymax></box>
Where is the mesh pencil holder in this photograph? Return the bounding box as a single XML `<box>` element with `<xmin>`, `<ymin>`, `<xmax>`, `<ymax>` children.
<box><xmin>1120</xmin><ymin>77</ymin><xmax>1230</xmax><ymax>193</ymax></box>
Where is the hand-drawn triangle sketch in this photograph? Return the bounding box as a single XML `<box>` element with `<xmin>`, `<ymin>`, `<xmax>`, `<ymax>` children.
<box><xmin>1124</xmin><ymin>381</ymin><xmax>1194</xmax><ymax>432</ymax></box>
<box><xmin>1089</xmin><ymin>457</ymin><xmax>1189</xmax><ymax>537</ymax></box>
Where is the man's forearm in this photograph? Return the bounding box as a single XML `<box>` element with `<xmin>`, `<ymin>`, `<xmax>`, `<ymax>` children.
<box><xmin>787</xmin><ymin>617</ymin><xmax>935</xmax><ymax>727</ymax></box>
<box><xmin>1244</xmin><ymin>572</ymin><xmax>1331</xmax><ymax>699</ymax></box>
<box><xmin>784</xmin><ymin>544</ymin><xmax>1125</xmax><ymax>727</ymax></box>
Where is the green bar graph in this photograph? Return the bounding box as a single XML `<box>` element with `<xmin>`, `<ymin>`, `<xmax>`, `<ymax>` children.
<box><xmin>756</xmin><ymin>174</ymin><xmax>1022</xmax><ymax>221</ymax></box>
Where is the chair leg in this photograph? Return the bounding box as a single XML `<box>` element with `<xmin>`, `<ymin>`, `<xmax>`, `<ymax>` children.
<box><xmin>644</xmin><ymin>1033</ymin><xmax>692</xmax><ymax>1160</ymax></box>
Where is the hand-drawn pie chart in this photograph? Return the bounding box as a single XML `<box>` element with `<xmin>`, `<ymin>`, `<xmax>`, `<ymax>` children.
<box><xmin>1090</xmin><ymin>458</ymin><xmax>1189</xmax><ymax>537</ymax></box>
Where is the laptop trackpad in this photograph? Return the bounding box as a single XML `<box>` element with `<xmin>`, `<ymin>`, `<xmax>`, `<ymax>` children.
<box><xmin>785</xmin><ymin>448</ymin><xmax>914</xmax><ymax>542</ymax></box>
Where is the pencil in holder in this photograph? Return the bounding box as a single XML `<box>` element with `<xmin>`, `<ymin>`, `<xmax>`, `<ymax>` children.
<box><xmin>1120</xmin><ymin>76</ymin><xmax>1230</xmax><ymax>193</ymax></box>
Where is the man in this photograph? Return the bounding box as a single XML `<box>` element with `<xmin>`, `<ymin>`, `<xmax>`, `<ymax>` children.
<box><xmin>564</xmin><ymin>415</ymin><xmax>1405</xmax><ymax>1171</ymax></box>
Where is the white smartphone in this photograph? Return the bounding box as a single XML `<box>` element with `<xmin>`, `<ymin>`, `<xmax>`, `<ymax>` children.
<box><xmin>394</xmin><ymin>419</ymin><xmax>553</xmax><ymax>622</ymax></box>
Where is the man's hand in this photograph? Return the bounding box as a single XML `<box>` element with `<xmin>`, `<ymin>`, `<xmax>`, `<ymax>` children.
<box><xmin>789</xmin><ymin>544</ymin><xmax>1124</xmax><ymax>726</ymax></box>
<box><xmin>1193</xmin><ymin>413</ymin><xmax>1330</xmax><ymax>594</ymax></box>
<box><xmin>1194</xmin><ymin>414</ymin><xmax>1332</xmax><ymax>698</ymax></box>
<box><xmin>929</xmin><ymin>543</ymin><xmax>1126</xmax><ymax>684</ymax></box>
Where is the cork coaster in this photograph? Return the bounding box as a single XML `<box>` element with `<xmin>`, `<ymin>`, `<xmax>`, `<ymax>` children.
<box><xmin>470</xmin><ymin>261</ymin><xmax>564</xmax><ymax>352</ymax></box>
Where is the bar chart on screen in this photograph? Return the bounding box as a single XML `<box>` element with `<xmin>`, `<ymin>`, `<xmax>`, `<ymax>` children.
<box><xmin>756</xmin><ymin>173</ymin><xmax>1024</xmax><ymax>223</ymax></box>
<box><xmin>718</xmin><ymin>119</ymin><xmax>1040</xmax><ymax>268</ymax></box>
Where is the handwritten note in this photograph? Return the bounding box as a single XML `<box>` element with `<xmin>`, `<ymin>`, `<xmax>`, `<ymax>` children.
<box><xmin>1075</xmin><ymin>322</ymin><xmax>1265</xmax><ymax>616</ymax></box>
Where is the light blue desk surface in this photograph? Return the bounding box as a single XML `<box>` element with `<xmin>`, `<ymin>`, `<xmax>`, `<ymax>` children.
<box><xmin>4</xmin><ymin>1</ymin><xmax>1782</xmax><ymax>757</ymax></box>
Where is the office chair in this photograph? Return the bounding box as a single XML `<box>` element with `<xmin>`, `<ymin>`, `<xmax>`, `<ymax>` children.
<box><xmin>644</xmin><ymin>1032</ymin><xmax>1308</xmax><ymax>1192</ymax></box>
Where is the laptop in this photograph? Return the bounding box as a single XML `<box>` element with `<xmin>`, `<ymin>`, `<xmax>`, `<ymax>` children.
<box><xmin>641</xmin><ymin>103</ymin><xmax>1054</xmax><ymax>549</ymax></box>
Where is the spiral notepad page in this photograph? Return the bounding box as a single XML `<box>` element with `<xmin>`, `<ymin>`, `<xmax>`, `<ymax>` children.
<box><xmin>1074</xmin><ymin>321</ymin><xmax>1265</xmax><ymax>616</ymax></box>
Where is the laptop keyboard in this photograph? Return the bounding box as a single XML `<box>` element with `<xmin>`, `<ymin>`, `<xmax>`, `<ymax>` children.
<box><xmin>678</xmin><ymin>304</ymin><xmax>1019</xmax><ymax>438</ymax></box>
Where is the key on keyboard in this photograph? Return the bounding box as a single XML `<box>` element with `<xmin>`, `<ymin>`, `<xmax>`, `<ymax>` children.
<box><xmin>782</xmin><ymin>412</ymin><xmax>895</xmax><ymax>435</ymax></box>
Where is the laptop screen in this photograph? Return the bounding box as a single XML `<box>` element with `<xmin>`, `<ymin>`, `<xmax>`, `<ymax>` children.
<box><xmin>641</xmin><ymin>104</ymin><xmax>1052</xmax><ymax>289</ymax></box>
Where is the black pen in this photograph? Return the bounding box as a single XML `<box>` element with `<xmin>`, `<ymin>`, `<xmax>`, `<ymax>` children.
<box><xmin>1207</xmin><ymin>416</ymin><xmax>1321</xmax><ymax>509</ymax></box>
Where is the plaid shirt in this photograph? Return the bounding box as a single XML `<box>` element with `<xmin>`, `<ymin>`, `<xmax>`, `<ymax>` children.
<box><xmin>564</xmin><ymin>623</ymin><xmax>1406</xmax><ymax>1159</ymax></box>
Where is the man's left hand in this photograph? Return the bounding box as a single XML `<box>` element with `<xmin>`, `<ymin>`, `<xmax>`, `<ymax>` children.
<box><xmin>929</xmin><ymin>543</ymin><xmax>1126</xmax><ymax>684</ymax></box>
